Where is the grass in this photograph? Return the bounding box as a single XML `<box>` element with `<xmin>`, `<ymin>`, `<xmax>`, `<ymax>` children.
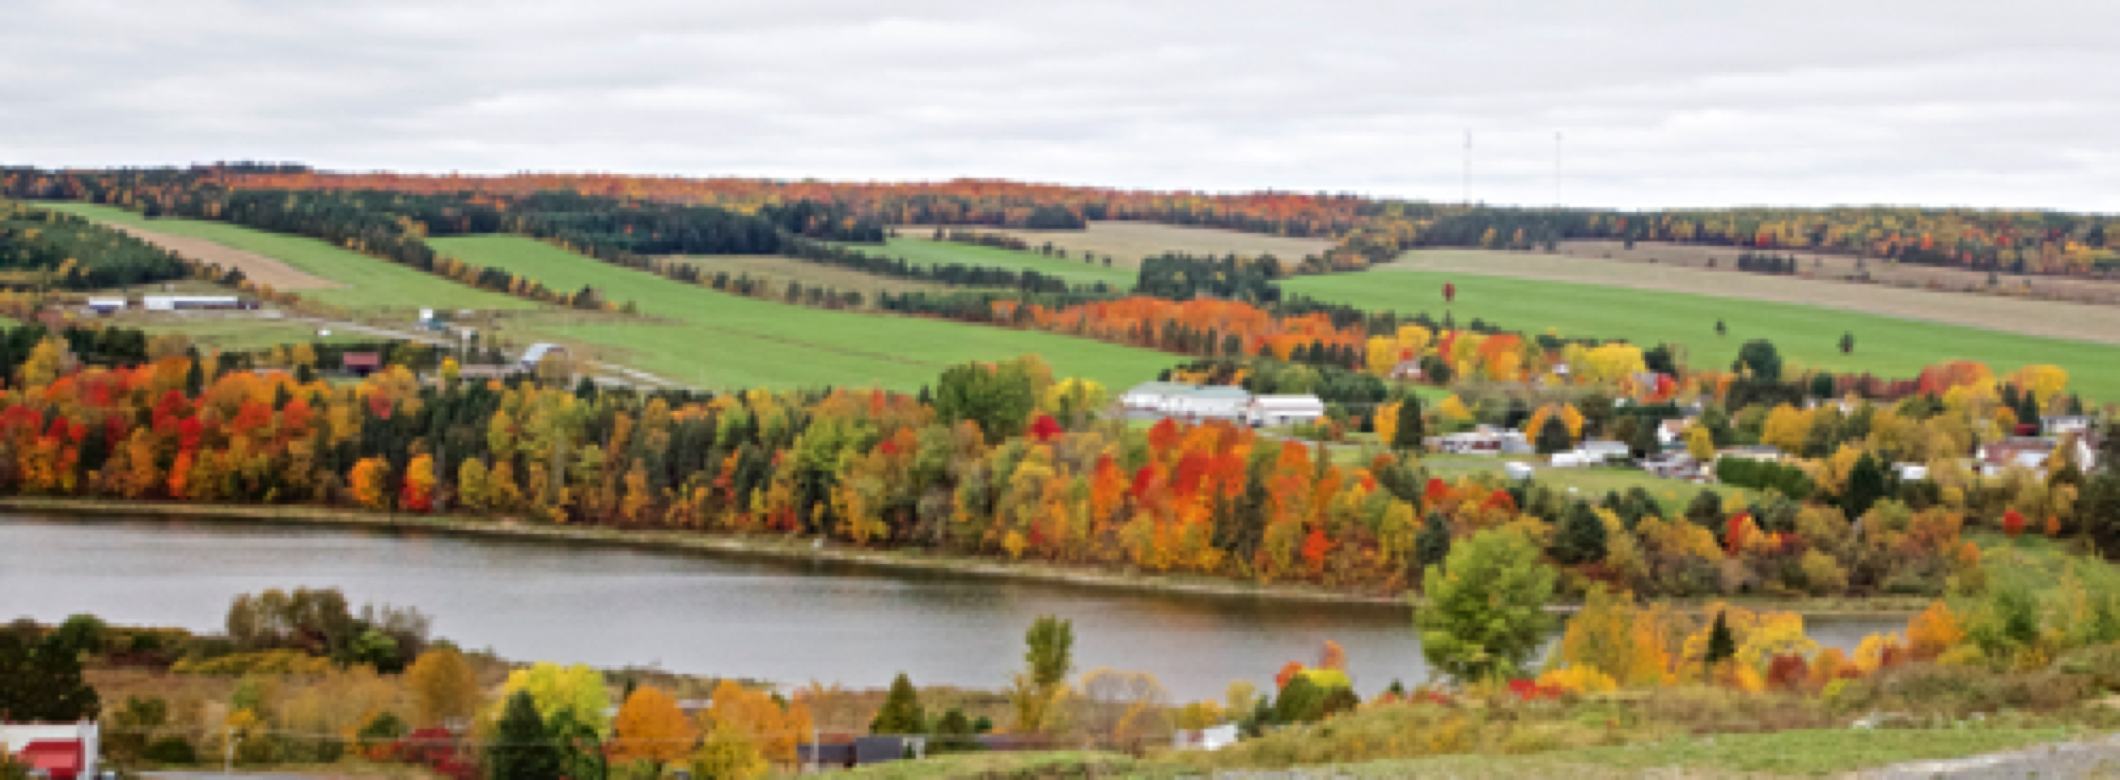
<box><xmin>846</xmin><ymin>236</ymin><xmax>1138</xmax><ymax>287</ymax></box>
<box><xmin>666</xmin><ymin>254</ymin><xmax>961</xmax><ymax>296</ymax></box>
<box><xmin>119</xmin><ymin>317</ymin><xmax>380</xmax><ymax>352</ymax></box>
<box><xmin>428</xmin><ymin>236</ymin><xmax>1179</xmax><ymax>391</ymax></box>
<box><xmin>1421</xmin><ymin>457</ymin><xmax>1731</xmax><ymax>513</ymax></box>
<box><xmin>936</xmin><ymin>220</ymin><xmax>1337</xmax><ymax>268</ymax></box>
<box><xmin>44</xmin><ymin>202</ymin><xmax>535</xmax><ymax>311</ymax></box>
<box><xmin>1283</xmin><ymin>251</ymin><xmax>2120</xmax><ymax>402</ymax></box>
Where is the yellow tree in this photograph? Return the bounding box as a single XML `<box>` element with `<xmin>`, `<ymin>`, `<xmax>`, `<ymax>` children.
<box><xmin>404</xmin><ymin>647</ymin><xmax>483</xmax><ymax>727</ymax></box>
<box><xmin>349</xmin><ymin>457</ymin><xmax>391</xmax><ymax>511</ymax></box>
<box><xmin>1685</xmin><ymin>425</ymin><xmax>1716</xmax><ymax>463</ymax></box>
<box><xmin>612</xmin><ymin>687</ymin><xmax>697</xmax><ymax>774</ymax></box>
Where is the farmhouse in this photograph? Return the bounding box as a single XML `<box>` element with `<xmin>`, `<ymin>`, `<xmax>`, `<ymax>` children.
<box><xmin>340</xmin><ymin>352</ymin><xmax>382</xmax><ymax>377</ymax></box>
<box><xmin>2043</xmin><ymin>415</ymin><xmax>2100</xmax><ymax>436</ymax></box>
<box><xmin>1246</xmin><ymin>395</ymin><xmax>1326</xmax><ymax>428</ymax></box>
<box><xmin>1428</xmin><ymin>425</ymin><xmax>1531</xmax><ymax>456</ymax></box>
<box><xmin>1976</xmin><ymin>436</ymin><xmax>2096</xmax><ymax>477</ymax></box>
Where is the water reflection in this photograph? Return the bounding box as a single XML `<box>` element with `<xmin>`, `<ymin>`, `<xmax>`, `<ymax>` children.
<box><xmin>0</xmin><ymin>515</ymin><xmax>1902</xmax><ymax>699</ymax></box>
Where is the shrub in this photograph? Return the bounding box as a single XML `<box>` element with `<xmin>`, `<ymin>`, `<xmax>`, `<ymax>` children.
<box><xmin>171</xmin><ymin>649</ymin><xmax>333</xmax><ymax>675</ymax></box>
<box><xmin>142</xmin><ymin>736</ymin><xmax>199</xmax><ymax>765</ymax></box>
<box><xmin>2057</xmin><ymin>644</ymin><xmax>2120</xmax><ymax>691</ymax></box>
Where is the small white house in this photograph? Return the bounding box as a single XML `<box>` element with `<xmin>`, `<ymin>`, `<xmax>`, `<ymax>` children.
<box><xmin>1894</xmin><ymin>463</ymin><xmax>1929</xmax><ymax>481</ymax></box>
<box><xmin>1172</xmin><ymin>724</ymin><xmax>1241</xmax><ymax>752</ymax></box>
<box><xmin>1577</xmin><ymin>440</ymin><xmax>1632</xmax><ymax>464</ymax></box>
<box><xmin>1504</xmin><ymin>462</ymin><xmax>1537</xmax><ymax>480</ymax></box>
<box><xmin>86</xmin><ymin>297</ymin><xmax>126</xmax><ymax>314</ymax></box>
<box><xmin>1246</xmin><ymin>395</ymin><xmax>1325</xmax><ymax>428</ymax></box>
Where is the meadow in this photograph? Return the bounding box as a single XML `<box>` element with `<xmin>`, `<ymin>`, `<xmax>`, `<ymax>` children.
<box><xmin>936</xmin><ymin>220</ymin><xmax>1337</xmax><ymax>267</ymax></box>
<box><xmin>46</xmin><ymin>202</ymin><xmax>534</xmax><ymax>311</ymax></box>
<box><xmin>1284</xmin><ymin>250</ymin><xmax>2120</xmax><ymax>402</ymax></box>
<box><xmin>665</xmin><ymin>253</ymin><xmax>960</xmax><ymax>296</ymax></box>
<box><xmin>848</xmin><ymin>235</ymin><xmax>1138</xmax><ymax>287</ymax></box>
<box><xmin>429</xmin><ymin>235</ymin><xmax>1178</xmax><ymax>391</ymax></box>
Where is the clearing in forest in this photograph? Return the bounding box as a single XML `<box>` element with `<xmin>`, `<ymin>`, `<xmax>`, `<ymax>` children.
<box><xmin>666</xmin><ymin>254</ymin><xmax>960</xmax><ymax>296</ymax></box>
<box><xmin>1281</xmin><ymin>249</ymin><xmax>2120</xmax><ymax>402</ymax></box>
<box><xmin>898</xmin><ymin>221</ymin><xmax>1336</xmax><ymax>268</ymax></box>
<box><xmin>430</xmin><ymin>235</ymin><xmax>1177</xmax><ymax>391</ymax></box>
<box><xmin>45</xmin><ymin>202</ymin><xmax>535</xmax><ymax>311</ymax></box>
<box><xmin>844</xmin><ymin>236</ymin><xmax>1137</xmax><ymax>287</ymax></box>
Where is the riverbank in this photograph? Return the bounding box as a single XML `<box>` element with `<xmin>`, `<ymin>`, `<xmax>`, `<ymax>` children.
<box><xmin>0</xmin><ymin>498</ymin><xmax>1931</xmax><ymax>617</ymax></box>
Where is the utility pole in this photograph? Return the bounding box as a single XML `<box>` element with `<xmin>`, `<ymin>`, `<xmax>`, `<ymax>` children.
<box><xmin>225</xmin><ymin>727</ymin><xmax>241</xmax><ymax>772</ymax></box>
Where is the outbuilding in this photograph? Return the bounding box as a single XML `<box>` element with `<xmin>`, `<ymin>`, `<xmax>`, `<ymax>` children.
<box><xmin>143</xmin><ymin>294</ymin><xmax>242</xmax><ymax>311</ymax></box>
<box><xmin>1245</xmin><ymin>395</ymin><xmax>1326</xmax><ymax>428</ymax></box>
<box><xmin>519</xmin><ymin>343</ymin><xmax>573</xmax><ymax>372</ymax></box>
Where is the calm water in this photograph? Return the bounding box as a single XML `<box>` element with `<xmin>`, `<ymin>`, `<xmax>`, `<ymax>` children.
<box><xmin>0</xmin><ymin>516</ymin><xmax>1902</xmax><ymax>699</ymax></box>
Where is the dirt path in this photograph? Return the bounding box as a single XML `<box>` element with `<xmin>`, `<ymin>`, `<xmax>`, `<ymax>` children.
<box><xmin>1392</xmin><ymin>250</ymin><xmax>2120</xmax><ymax>346</ymax></box>
<box><xmin>1860</xmin><ymin>734</ymin><xmax>2120</xmax><ymax>778</ymax></box>
<box><xmin>104</xmin><ymin>223</ymin><xmax>342</xmax><ymax>291</ymax></box>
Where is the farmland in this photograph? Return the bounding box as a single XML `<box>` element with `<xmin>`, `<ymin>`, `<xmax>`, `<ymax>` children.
<box><xmin>44</xmin><ymin>202</ymin><xmax>535</xmax><ymax>311</ymax></box>
<box><xmin>852</xmin><ymin>235</ymin><xmax>1137</xmax><ymax>286</ymax></box>
<box><xmin>1283</xmin><ymin>249</ymin><xmax>2120</xmax><ymax>402</ymax></box>
<box><xmin>665</xmin><ymin>254</ymin><xmax>960</xmax><ymax>296</ymax></box>
<box><xmin>940</xmin><ymin>220</ymin><xmax>1337</xmax><ymax>267</ymax></box>
<box><xmin>429</xmin><ymin>235</ymin><xmax>1178</xmax><ymax>390</ymax></box>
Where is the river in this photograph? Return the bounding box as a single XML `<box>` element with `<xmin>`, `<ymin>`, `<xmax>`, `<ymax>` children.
<box><xmin>0</xmin><ymin>515</ymin><xmax>1905</xmax><ymax>699</ymax></box>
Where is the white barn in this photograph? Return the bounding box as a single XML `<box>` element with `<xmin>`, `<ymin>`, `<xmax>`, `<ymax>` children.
<box><xmin>1246</xmin><ymin>395</ymin><xmax>1326</xmax><ymax>428</ymax></box>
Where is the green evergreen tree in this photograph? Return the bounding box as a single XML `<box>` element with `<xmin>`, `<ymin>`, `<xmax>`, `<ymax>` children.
<box><xmin>484</xmin><ymin>690</ymin><xmax>564</xmax><ymax>780</ymax></box>
<box><xmin>1536</xmin><ymin>415</ymin><xmax>1572</xmax><ymax>455</ymax></box>
<box><xmin>1842</xmin><ymin>452</ymin><xmax>1888</xmax><ymax>519</ymax></box>
<box><xmin>1704</xmin><ymin>610</ymin><xmax>1736</xmax><ymax>679</ymax></box>
<box><xmin>1415</xmin><ymin>512</ymin><xmax>1453</xmax><ymax>570</ymax></box>
<box><xmin>1391</xmin><ymin>395</ymin><xmax>1426</xmax><ymax>453</ymax></box>
<box><xmin>869</xmin><ymin>673</ymin><xmax>926</xmax><ymax>735</ymax></box>
<box><xmin>1839</xmin><ymin>332</ymin><xmax>1855</xmax><ymax>354</ymax></box>
<box><xmin>1553</xmin><ymin>500</ymin><xmax>1607</xmax><ymax>565</ymax></box>
<box><xmin>1733</xmin><ymin>340</ymin><xmax>1782</xmax><ymax>381</ymax></box>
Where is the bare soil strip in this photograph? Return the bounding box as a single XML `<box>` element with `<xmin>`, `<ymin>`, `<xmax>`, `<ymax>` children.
<box><xmin>103</xmin><ymin>223</ymin><xmax>342</xmax><ymax>290</ymax></box>
<box><xmin>1393</xmin><ymin>249</ymin><xmax>2120</xmax><ymax>346</ymax></box>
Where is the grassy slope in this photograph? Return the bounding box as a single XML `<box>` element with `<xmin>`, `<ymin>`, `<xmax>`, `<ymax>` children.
<box><xmin>429</xmin><ymin>236</ymin><xmax>1177</xmax><ymax>391</ymax></box>
<box><xmin>846</xmin><ymin>237</ymin><xmax>1137</xmax><ymax>287</ymax></box>
<box><xmin>45</xmin><ymin>202</ymin><xmax>533</xmax><ymax>310</ymax></box>
<box><xmin>123</xmin><ymin>319</ymin><xmax>380</xmax><ymax>352</ymax></box>
<box><xmin>1284</xmin><ymin>251</ymin><xmax>2120</xmax><ymax>401</ymax></box>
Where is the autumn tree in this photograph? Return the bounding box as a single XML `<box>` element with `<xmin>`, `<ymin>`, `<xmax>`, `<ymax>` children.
<box><xmin>869</xmin><ymin>673</ymin><xmax>926</xmax><ymax>734</ymax></box>
<box><xmin>404</xmin><ymin>647</ymin><xmax>482</xmax><ymax>727</ymax></box>
<box><xmin>612</xmin><ymin>686</ymin><xmax>696</xmax><ymax>775</ymax></box>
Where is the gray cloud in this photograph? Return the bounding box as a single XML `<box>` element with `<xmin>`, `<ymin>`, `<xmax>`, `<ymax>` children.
<box><xmin>2</xmin><ymin>0</ymin><xmax>2115</xmax><ymax>209</ymax></box>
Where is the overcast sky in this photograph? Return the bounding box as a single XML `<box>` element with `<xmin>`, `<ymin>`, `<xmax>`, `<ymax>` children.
<box><xmin>3</xmin><ymin>0</ymin><xmax>2116</xmax><ymax>210</ymax></box>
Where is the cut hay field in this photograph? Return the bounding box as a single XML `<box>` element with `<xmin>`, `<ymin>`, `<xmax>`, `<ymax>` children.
<box><xmin>430</xmin><ymin>236</ymin><xmax>1178</xmax><ymax>391</ymax></box>
<box><xmin>1282</xmin><ymin>249</ymin><xmax>2120</xmax><ymax>402</ymax></box>
<box><xmin>46</xmin><ymin>202</ymin><xmax>535</xmax><ymax>311</ymax></box>
<box><xmin>847</xmin><ymin>236</ymin><xmax>1136</xmax><ymax>287</ymax></box>
<box><xmin>664</xmin><ymin>254</ymin><xmax>960</xmax><ymax>296</ymax></box>
<box><xmin>917</xmin><ymin>220</ymin><xmax>1336</xmax><ymax>268</ymax></box>
<box><xmin>1560</xmin><ymin>239</ymin><xmax>2120</xmax><ymax>307</ymax></box>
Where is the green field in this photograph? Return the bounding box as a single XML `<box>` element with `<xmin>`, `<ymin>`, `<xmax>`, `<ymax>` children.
<box><xmin>121</xmin><ymin>318</ymin><xmax>380</xmax><ymax>352</ymax></box>
<box><xmin>1284</xmin><ymin>253</ymin><xmax>2120</xmax><ymax>402</ymax></box>
<box><xmin>847</xmin><ymin>237</ymin><xmax>1137</xmax><ymax>287</ymax></box>
<box><xmin>430</xmin><ymin>236</ymin><xmax>1177</xmax><ymax>390</ymax></box>
<box><xmin>45</xmin><ymin>202</ymin><xmax>535</xmax><ymax>311</ymax></box>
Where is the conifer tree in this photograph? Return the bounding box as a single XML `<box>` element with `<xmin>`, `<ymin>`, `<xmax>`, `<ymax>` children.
<box><xmin>485</xmin><ymin>690</ymin><xmax>564</xmax><ymax>780</ymax></box>
<box><xmin>869</xmin><ymin>673</ymin><xmax>926</xmax><ymax>734</ymax></box>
